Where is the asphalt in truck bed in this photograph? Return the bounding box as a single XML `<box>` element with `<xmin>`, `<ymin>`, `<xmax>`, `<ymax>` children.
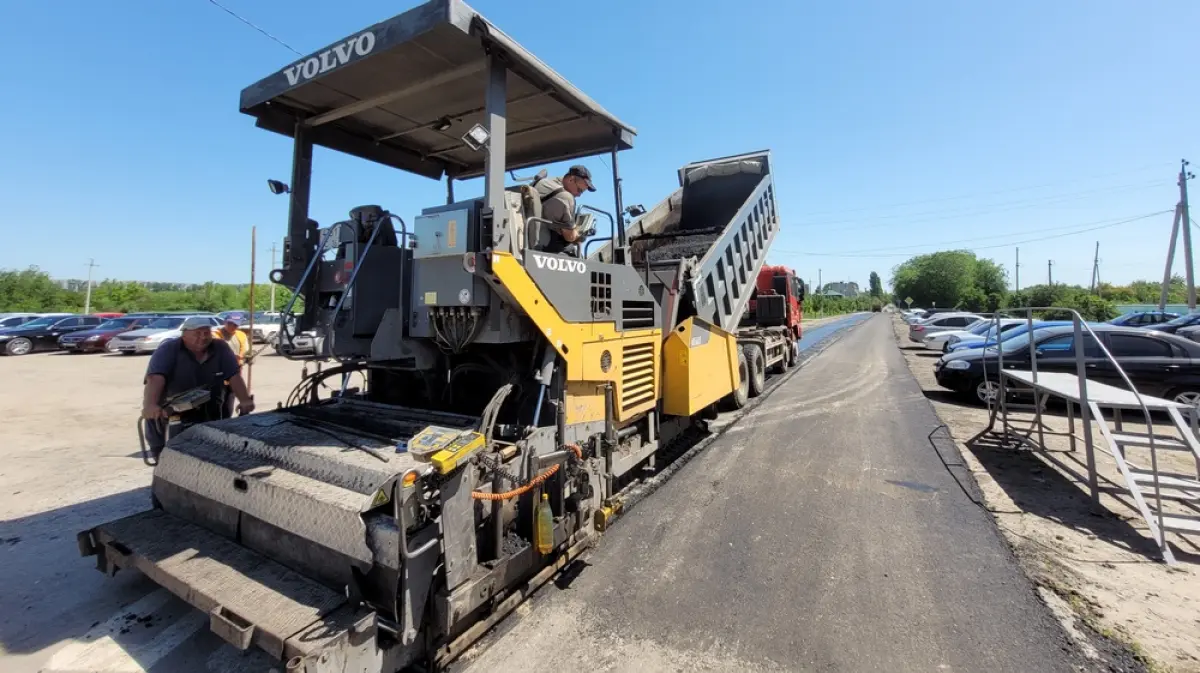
<box><xmin>455</xmin><ymin>314</ymin><xmax>1083</xmax><ymax>673</ymax></box>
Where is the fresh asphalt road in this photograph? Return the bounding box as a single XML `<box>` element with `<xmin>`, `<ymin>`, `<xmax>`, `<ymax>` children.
<box><xmin>456</xmin><ymin>314</ymin><xmax>1082</xmax><ymax>673</ymax></box>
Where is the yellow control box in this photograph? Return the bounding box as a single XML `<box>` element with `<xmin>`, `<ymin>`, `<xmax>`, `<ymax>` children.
<box><xmin>408</xmin><ymin>425</ymin><xmax>486</xmax><ymax>475</ymax></box>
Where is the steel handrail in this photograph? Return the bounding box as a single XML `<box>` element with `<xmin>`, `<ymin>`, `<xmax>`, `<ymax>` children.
<box><xmin>985</xmin><ymin>306</ymin><xmax>1167</xmax><ymax>545</ymax></box>
<box><xmin>276</xmin><ymin>221</ymin><xmax>356</xmax><ymax>361</ymax></box>
<box><xmin>326</xmin><ymin>214</ymin><xmax>409</xmax><ymax>362</ymax></box>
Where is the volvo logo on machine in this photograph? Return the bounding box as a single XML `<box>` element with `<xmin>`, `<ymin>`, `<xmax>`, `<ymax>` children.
<box><xmin>283</xmin><ymin>32</ymin><xmax>377</xmax><ymax>86</ymax></box>
<box><xmin>531</xmin><ymin>253</ymin><xmax>587</xmax><ymax>274</ymax></box>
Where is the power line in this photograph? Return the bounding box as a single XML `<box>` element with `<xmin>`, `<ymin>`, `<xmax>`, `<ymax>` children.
<box><xmin>204</xmin><ymin>0</ymin><xmax>301</xmax><ymax>56</ymax></box>
<box><xmin>792</xmin><ymin>162</ymin><xmax>1173</xmax><ymax>218</ymax></box>
<box><xmin>782</xmin><ymin>211</ymin><xmax>1168</xmax><ymax>256</ymax></box>
<box><xmin>792</xmin><ymin>179</ymin><xmax>1170</xmax><ymax>229</ymax></box>
<box><xmin>778</xmin><ymin>210</ymin><xmax>1172</xmax><ymax>259</ymax></box>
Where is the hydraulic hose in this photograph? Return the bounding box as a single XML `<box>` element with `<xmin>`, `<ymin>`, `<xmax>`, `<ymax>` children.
<box><xmin>471</xmin><ymin>444</ymin><xmax>582</xmax><ymax>501</ymax></box>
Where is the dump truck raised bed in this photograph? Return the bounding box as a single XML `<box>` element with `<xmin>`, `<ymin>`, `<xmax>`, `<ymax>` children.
<box><xmin>78</xmin><ymin>2</ymin><xmax>790</xmax><ymax>671</ymax></box>
<box><xmin>595</xmin><ymin>154</ymin><xmax>799</xmax><ymax>411</ymax></box>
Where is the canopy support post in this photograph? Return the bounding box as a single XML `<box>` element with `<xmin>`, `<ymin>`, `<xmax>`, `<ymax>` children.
<box><xmin>483</xmin><ymin>55</ymin><xmax>508</xmax><ymax>249</ymax></box>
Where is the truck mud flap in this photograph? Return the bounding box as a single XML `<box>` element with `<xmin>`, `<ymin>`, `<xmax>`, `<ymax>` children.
<box><xmin>78</xmin><ymin>509</ymin><xmax>358</xmax><ymax>662</ymax></box>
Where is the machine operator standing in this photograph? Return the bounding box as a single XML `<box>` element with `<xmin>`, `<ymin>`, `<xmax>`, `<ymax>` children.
<box><xmin>141</xmin><ymin>317</ymin><xmax>255</xmax><ymax>459</ymax></box>
<box><xmin>533</xmin><ymin>164</ymin><xmax>595</xmax><ymax>255</ymax></box>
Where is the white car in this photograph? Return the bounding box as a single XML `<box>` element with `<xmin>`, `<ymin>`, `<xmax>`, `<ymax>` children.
<box><xmin>110</xmin><ymin>315</ymin><xmax>221</xmax><ymax>354</ymax></box>
<box><xmin>908</xmin><ymin>312</ymin><xmax>986</xmax><ymax>343</ymax></box>
<box><xmin>243</xmin><ymin>312</ymin><xmax>283</xmax><ymax>345</ymax></box>
<box><xmin>922</xmin><ymin>318</ymin><xmax>1024</xmax><ymax>351</ymax></box>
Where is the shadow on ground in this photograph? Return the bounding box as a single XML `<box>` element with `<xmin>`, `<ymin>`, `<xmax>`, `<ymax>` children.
<box><xmin>0</xmin><ymin>488</ymin><xmax>160</xmax><ymax>656</ymax></box>
<box><xmin>963</xmin><ymin>428</ymin><xmax>1200</xmax><ymax>564</ymax></box>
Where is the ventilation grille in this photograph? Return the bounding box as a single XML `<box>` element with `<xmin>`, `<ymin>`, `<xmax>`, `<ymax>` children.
<box><xmin>621</xmin><ymin>300</ymin><xmax>655</xmax><ymax>330</ymax></box>
<box><xmin>621</xmin><ymin>342</ymin><xmax>656</xmax><ymax>411</ymax></box>
<box><xmin>591</xmin><ymin>271</ymin><xmax>612</xmax><ymax>317</ymax></box>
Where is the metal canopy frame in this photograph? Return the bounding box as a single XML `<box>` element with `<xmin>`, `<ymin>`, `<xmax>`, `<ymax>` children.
<box><xmin>239</xmin><ymin>0</ymin><xmax>636</xmax><ymax>181</ymax></box>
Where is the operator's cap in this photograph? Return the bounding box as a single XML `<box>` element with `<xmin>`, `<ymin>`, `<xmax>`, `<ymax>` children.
<box><xmin>180</xmin><ymin>316</ymin><xmax>213</xmax><ymax>331</ymax></box>
<box><xmin>567</xmin><ymin>164</ymin><xmax>596</xmax><ymax>192</ymax></box>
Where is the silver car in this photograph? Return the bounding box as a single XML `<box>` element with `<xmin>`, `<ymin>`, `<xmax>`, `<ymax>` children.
<box><xmin>908</xmin><ymin>312</ymin><xmax>985</xmax><ymax>343</ymax></box>
<box><xmin>110</xmin><ymin>315</ymin><xmax>220</xmax><ymax>354</ymax></box>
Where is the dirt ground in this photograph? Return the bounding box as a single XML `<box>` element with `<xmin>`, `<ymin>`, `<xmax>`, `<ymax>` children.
<box><xmin>891</xmin><ymin>316</ymin><xmax>1200</xmax><ymax>673</ymax></box>
<box><xmin>0</xmin><ymin>348</ymin><xmax>311</xmax><ymax>525</ymax></box>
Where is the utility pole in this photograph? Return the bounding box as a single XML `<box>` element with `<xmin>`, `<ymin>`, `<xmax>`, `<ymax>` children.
<box><xmin>1181</xmin><ymin>160</ymin><xmax>1195</xmax><ymax>310</ymax></box>
<box><xmin>1015</xmin><ymin>247</ymin><xmax>1020</xmax><ymax>292</ymax></box>
<box><xmin>1159</xmin><ymin>159</ymin><xmax>1195</xmax><ymax>311</ymax></box>
<box><xmin>1047</xmin><ymin>259</ymin><xmax>1054</xmax><ymax>287</ymax></box>
<box><xmin>83</xmin><ymin>258</ymin><xmax>99</xmax><ymax>314</ymax></box>
<box><xmin>269</xmin><ymin>242</ymin><xmax>278</xmax><ymax>313</ymax></box>
<box><xmin>1160</xmin><ymin>206</ymin><xmax>1182</xmax><ymax>310</ymax></box>
<box><xmin>818</xmin><ymin>269</ymin><xmax>822</xmax><ymax>294</ymax></box>
<box><xmin>1090</xmin><ymin>242</ymin><xmax>1100</xmax><ymax>294</ymax></box>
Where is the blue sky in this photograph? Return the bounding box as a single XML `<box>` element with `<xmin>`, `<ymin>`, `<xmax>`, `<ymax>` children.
<box><xmin>2</xmin><ymin>0</ymin><xmax>1198</xmax><ymax>292</ymax></box>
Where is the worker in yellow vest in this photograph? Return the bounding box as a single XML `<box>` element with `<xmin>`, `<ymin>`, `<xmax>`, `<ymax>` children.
<box><xmin>214</xmin><ymin>317</ymin><xmax>251</xmax><ymax>418</ymax></box>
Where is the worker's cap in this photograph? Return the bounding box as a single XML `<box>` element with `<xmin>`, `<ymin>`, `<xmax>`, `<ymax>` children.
<box><xmin>223</xmin><ymin>317</ymin><xmax>240</xmax><ymax>326</ymax></box>
<box><xmin>180</xmin><ymin>316</ymin><xmax>214</xmax><ymax>331</ymax></box>
<box><xmin>566</xmin><ymin>165</ymin><xmax>596</xmax><ymax>192</ymax></box>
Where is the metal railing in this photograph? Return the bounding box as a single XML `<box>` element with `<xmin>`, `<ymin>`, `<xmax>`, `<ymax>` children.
<box><xmin>983</xmin><ymin>306</ymin><xmax>1171</xmax><ymax>555</ymax></box>
<box><xmin>276</xmin><ymin>215</ymin><xmax>409</xmax><ymax>363</ymax></box>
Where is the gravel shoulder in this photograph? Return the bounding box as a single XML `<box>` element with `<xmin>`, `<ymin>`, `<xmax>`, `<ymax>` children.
<box><xmin>891</xmin><ymin>314</ymin><xmax>1200</xmax><ymax>673</ymax></box>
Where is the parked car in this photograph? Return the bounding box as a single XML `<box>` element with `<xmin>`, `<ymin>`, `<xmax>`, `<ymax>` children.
<box><xmin>58</xmin><ymin>316</ymin><xmax>155</xmax><ymax>353</ymax></box>
<box><xmin>0</xmin><ymin>312</ymin><xmax>73</xmax><ymax>331</ymax></box>
<box><xmin>110</xmin><ymin>315</ymin><xmax>221</xmax><ymax>354</ymax></box>
<box><xmin>921</xmin><ymin>318</ymin><xmax>1020</xmax><ymax>351</ymax></box>
<box><xmin>947</xmin><ymin>320</ymin><xmax>1071</xmax><ymax>352</ymax></box>
<box><xmin>0</xmin><ymin>314</ymin><xmax>43</xmax><ymax>328</ymax></box>
<box><xmin>1141</xmin><ymin>312</ymin><xmax>1200</xmax><ymax>335</ymax></box>
<box><xmin>1108</xmin><ymin>311</ymin><xmax>1179</xmax><ymax>328</ymax></box>
<box><xmin>907</xmin><ymin>312</ymin><xmax>985</xmax><ymax>343</ymax></box>
<box><xmin>934</xmin><ymin>324</ymin><xmax>1200</xmax><ymax>406</ymax></box>
<box><xmin>244</xmin><ymin>311</ymin><xmax>283</xmax><ymax>345</ymax></box>
<box><xmin>0</xmin><ymin>315</ymin><xmax>105</xmax><ymax>355</ymax></box>
<box><xmin>941</xmin><ymin>319</ymin><xmax>1027</xmax><ymax>352</ymax></box>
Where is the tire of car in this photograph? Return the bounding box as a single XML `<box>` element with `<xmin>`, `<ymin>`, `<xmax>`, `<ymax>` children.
<box><xmin>1167</xmin><ymin>387</ymin><xmax>1200</xmax><ymax>408</ymax></box>
<box><xmin>971</xmin><ymin>378</ymin><xmax>1000</xmax><ymax>406</ymax></box>
<box><xmin>5</xmin><ymin>337</ymin><xmax>33</xmax><ymax>356</ymax></box>
<box><xmin>747</xmin><ymin>344</ymin><xmax>767</xmax><ymax>398</ymax></box>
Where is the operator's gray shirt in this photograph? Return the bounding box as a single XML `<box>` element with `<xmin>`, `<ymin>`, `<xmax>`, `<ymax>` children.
<box><xmin>145</xmin><ymin>338</ymin><xmax>240</xmax><ymax>419</ymax></box>
<box><xmin>533</xmin><ymin>177</ymin><xmax>576</xmax><ymax>235</ymax></box>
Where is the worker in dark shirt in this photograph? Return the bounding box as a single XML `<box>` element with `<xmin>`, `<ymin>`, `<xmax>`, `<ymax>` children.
<box><xmin>141</xmin><ymin>317</ymin><xmax>255</xmax><ymax>459</ymax></box>
<box><xmin>532</xmin><ymin>164</ymin><xmax>596</xmax><ymax>255</ymax></box>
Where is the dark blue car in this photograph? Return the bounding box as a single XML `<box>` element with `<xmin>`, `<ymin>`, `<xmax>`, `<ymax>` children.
<box><xmin>1109</xmin><ymin>311</ymin><xmax>1178</xmax><ymax>328</ymax></box>
<box><xmin>947</xmin><ymin>320</ymin><xmax>1075</xmax><ymax>352</ymax></box>
<box><xmin>1142</xmin><ymin>312</ymin><xmax>1200</xmax><ymax>334</ymax></box>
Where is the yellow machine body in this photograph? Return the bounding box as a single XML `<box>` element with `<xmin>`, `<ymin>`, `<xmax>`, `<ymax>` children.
<box><xmin>661</xmin><ymin>317</ymin><xmax>741</xmax><ymax>416</ymax></box>
<box><xmin>489</xmin><ymin>251</ymin><xmax>661</xmax><ymax>425</ymax></box>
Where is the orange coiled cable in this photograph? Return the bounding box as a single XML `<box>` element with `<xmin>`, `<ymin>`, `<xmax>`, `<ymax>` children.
<box><xmin>471</xmin><ymin>444</ymin><xmax>582</xmax><ymax>501</ymax></box>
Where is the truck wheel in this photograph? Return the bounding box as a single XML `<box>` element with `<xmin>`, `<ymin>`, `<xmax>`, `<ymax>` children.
<box><xmin>721</xmin><ymin>347</ymin><xmax>751</xmax><ymax>411</ymax></box>
<box><xmin>747</xmin><ymin>345</ymin><xmax>766</xmax><ymax>398</ymax></box>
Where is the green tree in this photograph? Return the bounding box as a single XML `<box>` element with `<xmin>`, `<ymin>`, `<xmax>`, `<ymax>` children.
<box><xmin>868</xmin><ymin>271</ymin><xmax>883</xmax><ymax>298</ymax></box>
<box><xmin>0</xmin><ymin>267</ymin><xmax>78</xmax><ymax>311</ymax></box>
<box><xmin>890</xmin><ymin>250</ymin><xmax>1007</xmax><ymax>309</ymax></box>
